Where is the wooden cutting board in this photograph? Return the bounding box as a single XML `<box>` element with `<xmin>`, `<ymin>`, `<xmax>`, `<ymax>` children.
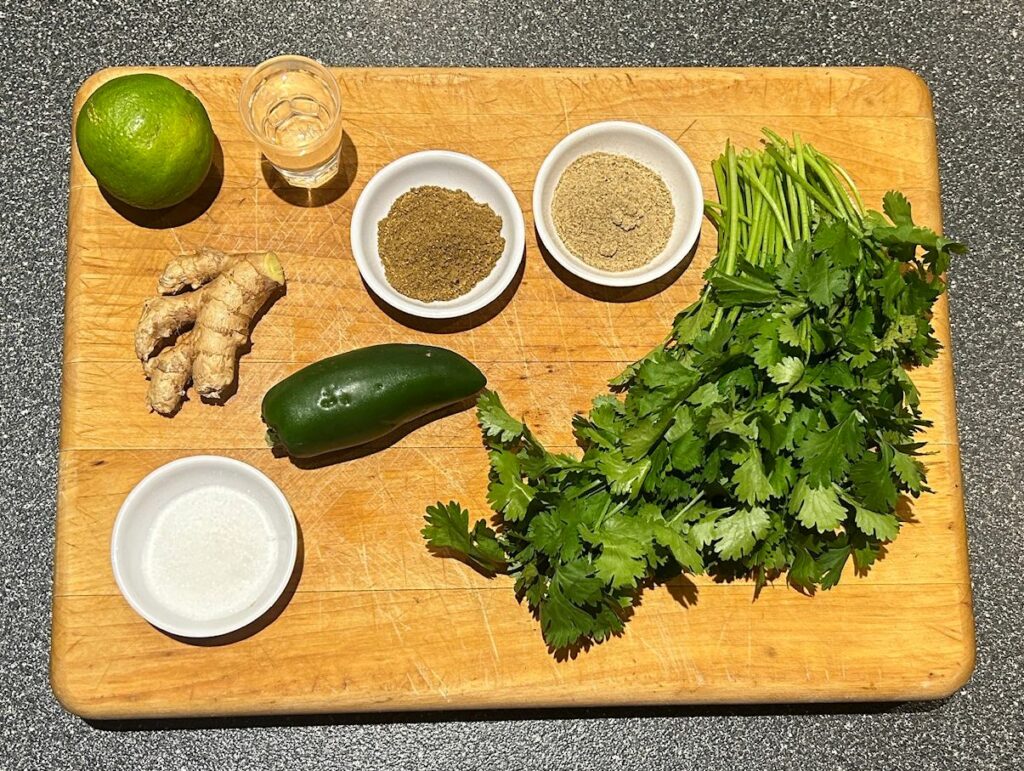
<box><xmin>52</xmin><ymin>67</ymin><xmax>974</xmax><ymax>719</ymax></box>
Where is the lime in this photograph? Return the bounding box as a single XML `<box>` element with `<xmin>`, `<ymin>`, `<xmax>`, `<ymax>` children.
<box><xmin>76</xmin><ymin>74</ymin><xmax>215</xmax><ymax>210</ymax></box>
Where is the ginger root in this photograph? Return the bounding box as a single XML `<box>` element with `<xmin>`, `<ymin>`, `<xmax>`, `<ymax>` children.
<box><xmin>135</xmin><ymin>248</ymin><xmax>285</xmax><ymax>415</ymax></box>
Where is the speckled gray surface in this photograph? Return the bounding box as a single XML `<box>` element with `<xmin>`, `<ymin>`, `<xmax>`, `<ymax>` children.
<box><xmin>2</xmin><ymin>0</ymin><xmax>1022</xmax><ymax>768</ymax></box>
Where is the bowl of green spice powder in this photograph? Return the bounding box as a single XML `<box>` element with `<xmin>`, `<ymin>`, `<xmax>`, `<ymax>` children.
<box><xmin>351</xmin><ymin>150</ymin><xmax>525</xmax><ymax>319</ymax></box>
<box><xmin>533</xmin><ymin>121</ymin><xmax>703</xmax><ymax>288</ymax></box>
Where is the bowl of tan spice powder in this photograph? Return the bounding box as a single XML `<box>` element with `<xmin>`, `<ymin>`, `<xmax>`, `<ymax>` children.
<box><xmin>351</xmin><ymin>150</ymin><xmax>525</xmax><ymax>319</ymax></box>
<box><xmin>534</xmin><ymin>121</ymin><xmax>703</xmax><ymax>288</ymax></box>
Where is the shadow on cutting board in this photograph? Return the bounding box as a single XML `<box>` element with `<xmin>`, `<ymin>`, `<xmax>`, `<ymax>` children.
<box><xmin>85</xmin><ymin>694</ymin><xmax>950</xmax><ymax>732</ymax></box>
<box><xmin>101</xmin><ymin>138</ymin><xmax>225</xmax><ymax>229</ymax></box>
<box><xmin>261</xmin><ymin>131</ymin><xmax>359</xmax><ymax>208</ymax></box>
<box><xmin>537</xmin><ymin>226</ymin><xmax>699</xmax><ymax>303</ymax></box>
<box><xmin>159</xmin><ymin>519</ymin><xmax>304</xmax><ymax>648</ymax></box>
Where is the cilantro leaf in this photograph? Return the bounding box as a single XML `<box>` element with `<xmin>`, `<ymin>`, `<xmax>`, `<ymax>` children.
<box><xmin>539</xmin><ymin>580</ymin><xmax>601</xmax><ymax>649</ymax></box>
<box><xmin>477</xmin><ymin>390</ymin><xmax>525</xmax><ymax>445</ymax></box>
<box><xmin>891</xmin><ymin>448</ymin><xmax>926</xmax><ymax>494</ymax></box>
<box><xmin>673</xmin><ymin>297</ymin><xmax>718</xmax><ymax>344</ymax></box>
<box><xmin>670</xmin><ymin>432</ymin><xmax>704</xmax><ymax>472</ymax></box>
<box><xmin>768</xmin><ymin>454</ymin><xmax>797</xmax><ymax>496</ymax></box>
<box><xmin>816</xmin><ymin>545</ymin><xmax>851</xmax><ymax>589</ymax></box>
<box><xmin>487</xmin><ymin>450</ymin><xmax>534</xmax><ymax>521</ymax></box>
<box><xmin>812</xmin><ymin>220</ymin><xmax>861</xmax><ymax>268</ymax></box>
<box><xmin>776</xmin><ymin>241</ymin><xmax>812</xmax><ymax>293</ymax></box>
<box><xmin>795</xmin><ymin>413</ymin><xmax>864</xmax><ymax>487</ymax></box>
<box><xmin>597</xmin><ymin>453</ymin><xmax>651</xmax><ymax>498</ymax></box>
<box><xmin>528</xmin><ymin>508</ymin><xmax>582</xmax><ymax>562</ymax></box>
<box><xmin>788</xmin><ymin>546</ymin><xmax>818</xmax><ymax>590</ymax></box>
<box><xmin>752</xmin><ymin>330</ymin><xmax>784</xmax><ymax>370</ymax></box>
<box><xmin>586</xmin><ymin>521</ymin><xmax>650</xmax><ymax>590</ymax></box>
<box><xmin>714</xmin><ymin>507</ymin><xmax>771</xmax><ymax>559</ymax></box>
<box><xmin>844</xmin><ymin>306</ymin><xmax>876</xmax><ymax>351</ymax></box>
<box><xmin>790</xmin><ymin>478</ymin><xmax>847</xmax><ymax>532</ymax></box>
<box><xmin>734</xmin><ymin>450</ymin><xmax>774</xmax><ymax>504</ymax></box>
<box><xmin>883</xmin><ymin>190</ymin><xmax>913</xmax><ymax>226</ymax></box>
<box><xmin>552</xmin><ymin>560</ymin><xmax>605</xmax><ymax>605</ymax></box>
<box><xmin>852</xmin><ymin>504</ymin><xmax>900</xmax><ymax>541</ymax></box>
<box><xmin>767</xmin><ymin>356</ymin><xmax>805</xmax><ymax>386</ymax></box>
<box><xmin>651</xmin><ymin>521</ymin><xmax>704</xmax><ymax>573</ymax></box>
<box><xmin>422</xmin><ymin>502</ymin><xmax>506</xmax><ymax>573</ymax></box>
<box><xmin>849</xmin><ymin>450</ymin><xmax>899</xmax><ymax>512</ymax></box>
<box><xmin>710</xmin><ymin>272</ymin><xmax>779</xmax><ymax>306</ymax></box>
<box><xmin>803</xmin><ymin>253</ymin><xmax>847</xmax><ymax>306</ymax></box>
<box><xmin>687</xmin><ymin>382</ymin><xmax>726</xmax><ymax>410</ymax></box>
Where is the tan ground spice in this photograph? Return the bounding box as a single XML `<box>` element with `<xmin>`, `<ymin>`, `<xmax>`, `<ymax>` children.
<box><xmin>377</xmin><ymin>186</ymin><xmax>505</xmax><ymax>302</ymax></box>
<box><xmin>551</xmin><ymin>152</ymin><xmax>675</xmax><ymax>272</ymax></box>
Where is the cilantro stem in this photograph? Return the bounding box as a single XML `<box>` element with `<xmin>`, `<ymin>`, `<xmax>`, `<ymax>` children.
<box><xmin>741</xmin><ymin>166</ymin><xmax>793</xmax><ymax>251</ymax></box>
<box><xmin>741</xmin><ymin>155</ymin><xmax>765</xmax><ymax>264</ymax></box>
<box><xmin>711</xmin><ymin>143</ymin><xmax>742</xmax><ymax>332</ymax></box>
<box><xmin>821</xmin><ymin>155</ymin><xmax>864</xmax><ymax>215</ymax></box>
<box><xmin>803</xmin><ymin>149</ymin><xmax>857</xmax><ymax>224</ymax></box>
<box><xmin>703</xmin><ymin>204</ymin><xmax>724</xmax><ymax>230</ymax></box>
<box><xmin>793</xmin><ymin>135</ymin><xmax>811</xmax><ymax>241</ymax></box>
<box><xmin>763</xmin><ymin>202</ymin><xmax>777</xmax><ymax>267</ymax></box>
<box><xmin>667</xmin><ymin>492</ymin><xmax>706</xmax><ymax>525</ymax></box>
<box><xmin>766</xmin><ymin>145</ymin><xmax>854</xmax><ymax>231</ymax></box>
<box><xmin>725</xmin><ymin>142</ymin><xmax>741</xmax><ymax>276</ymax></box>
<box><xmin>784</xmin><ymin>162</ymin><xmax>801</xmax><ymax>239</ymax></box>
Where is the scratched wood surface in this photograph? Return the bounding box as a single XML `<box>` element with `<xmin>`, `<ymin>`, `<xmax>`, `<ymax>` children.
<box><xmin>52</xmin><ymin>67</ymin><xmax>974</xmax><ymax>719</ymax></box>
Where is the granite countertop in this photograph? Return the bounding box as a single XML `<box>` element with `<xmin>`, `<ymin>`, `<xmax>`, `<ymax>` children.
<box><xmin>2</xmin><ymin>1</ymin><xmax>1021</xmax><ymax>768</ymax></box>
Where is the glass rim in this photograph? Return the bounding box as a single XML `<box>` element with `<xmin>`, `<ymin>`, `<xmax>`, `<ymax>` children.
<box><xmin>237</xmin><ymin>55</ymin><xmax>343</xmax><ymax>157</ymax></box>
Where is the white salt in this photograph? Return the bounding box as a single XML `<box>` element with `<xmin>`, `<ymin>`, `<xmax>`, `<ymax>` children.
<box><xmin>143</xmin><ymin>485</ymin><xmax>279</xmax><ymax>621</ymax></box>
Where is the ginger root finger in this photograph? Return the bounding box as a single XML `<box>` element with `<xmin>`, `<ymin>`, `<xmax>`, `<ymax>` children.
<box><xmin>192</xmin><ymin>253</ymin><xmax>285</xmax><ymax>399</ymax></box>
<box><xmin>134</xmin><ymin>290</ymin><xmax>203</xmax><ymax>361</ymax></box>
<box><xmin>158</xmin><ymin>247</ymin><xmax>236</xmax><ymax>295</ymax></box>
<box><xmin>145</xmin><ymin>331</ymin><xmax>196</xmax><ymax>415</ymax></box>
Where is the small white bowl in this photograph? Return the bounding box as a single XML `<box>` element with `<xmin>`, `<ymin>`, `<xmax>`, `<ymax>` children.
<box><xmin>350</xmin><ymin>150</ymin><xmax>526</xmax><ymax>319</ymax></box>
<box><xmin>533</xmin><ymin>121</ymin><xmax>704</xmax><ymax>288</ymax></box>
<box><xmin>110</xmin><ymin>455</ymin><xmax>298</xmax><ymax>639</ymax></box>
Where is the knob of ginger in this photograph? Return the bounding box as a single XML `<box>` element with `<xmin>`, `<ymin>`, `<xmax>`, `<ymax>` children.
<box><xmin>135</xmin><ymin>248</ymin><xmax>285</xmax><ymax>415</ymax></box>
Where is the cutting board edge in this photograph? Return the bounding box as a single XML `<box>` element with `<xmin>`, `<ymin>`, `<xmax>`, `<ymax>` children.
<box><xmin>50</xmin><ymin>586</ymin><xmax>975</xmax><ymax>721</ymax></box>
<box><xmin>70</xmin><ymin>64</ymin><xmax>937</xmax><ymax>120</ymax></box>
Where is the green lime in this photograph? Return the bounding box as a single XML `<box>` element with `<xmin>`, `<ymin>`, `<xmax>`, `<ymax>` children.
<box><xmin>76</xmin><ymin>73</ymin><xmax>215</xmax><ymax>210</ymax></box>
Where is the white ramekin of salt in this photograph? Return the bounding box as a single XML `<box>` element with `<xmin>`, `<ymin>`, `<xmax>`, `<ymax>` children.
<box><xmin>110</xmin><ymin>455</ymin><xmax>298</xmax><ymax>638</ymax></box>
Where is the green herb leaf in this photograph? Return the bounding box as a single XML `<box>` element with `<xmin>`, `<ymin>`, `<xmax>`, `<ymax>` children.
<box><xmin>714</xmin><ymin>507</ymin><xmax>771</xmax><ymax>559</ymax></box>
<box><xmin>883</xmin><ymin>190</ymin><xmax>913</xmax><ymax>226</ymax></box>
<box><xmin>734</xmin><ymin>450</ymin><xmax>774</xmax><ymax>504</ymax></box>
<box><xmin>477</xmin><ymin>390</ymin><xmax>525</xmax><ymax>444</ymax></box>
<box><xmin>422</xmin><ymin>502</ymin><xmax>505</xmax><ymax>573</ymax></box>
<box><xmin>487</xmin><ymin>450</ymin><xmax>534</xmax><ymax>521</ymax></box>
<box><xmin>795</xmin><ymin>413</ymin><xmax>864</xmax><ymax>487</ymax></box>
<box><xmin>767</xmin><ymin>356</ymin><xmax>805</xmax><ymax>386</ymax></box>
<box><xmin>597</xmin><ymin>453</ymin><xmax>651</xmax><ymax>498</ymax></box>
<box><xmin>852</xmin><ymin>505</ymin><xmax>901</xmax><ymax>541</ymax></box>
<box><xmin>790</xmin><ymin>479</ymin><xmax>847</xmax><ymax>532</ymax></box>
<box><xmin>892</xmin><ymin>449</ymin><xmax>926</xmax><ymax>494</ymax></box>
<box><xmin>710</xmin><ymin>273</ymin><xmax>779</xmax><ymax>306</ymax></box>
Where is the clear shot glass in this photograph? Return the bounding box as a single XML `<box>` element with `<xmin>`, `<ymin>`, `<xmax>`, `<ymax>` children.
<box><xmin>238</xmin><ymin>55</ymin><xmax>343</xmax><ymax>188</ymax></box>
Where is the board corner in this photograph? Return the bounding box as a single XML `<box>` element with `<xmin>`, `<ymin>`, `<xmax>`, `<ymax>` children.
<box><xmin>49</xmin><ymin>631</ymin><xmax>101</xmax><ymax>720</ymax></box>
<box><xmin>879</xmin><ymin>66</ymin><xmax>935</xmax><ymax>117</ymax></box>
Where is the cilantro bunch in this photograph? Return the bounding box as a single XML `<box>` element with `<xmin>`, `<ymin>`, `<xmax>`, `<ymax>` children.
<box><xmin>423</xmin><ymin>130</ymin><xmax>965</xmax><ymax>651</ymax></box>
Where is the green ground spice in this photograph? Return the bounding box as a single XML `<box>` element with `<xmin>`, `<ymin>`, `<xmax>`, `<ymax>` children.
<box><xmin>377</xmin><ymin>186</ymin><xmax>505</xmax><ymax>302</ymax></box>
<box><xmin>552</xmin><ymin>152</ymin><xmax>675</xmax><ymax>272</ymax></box>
